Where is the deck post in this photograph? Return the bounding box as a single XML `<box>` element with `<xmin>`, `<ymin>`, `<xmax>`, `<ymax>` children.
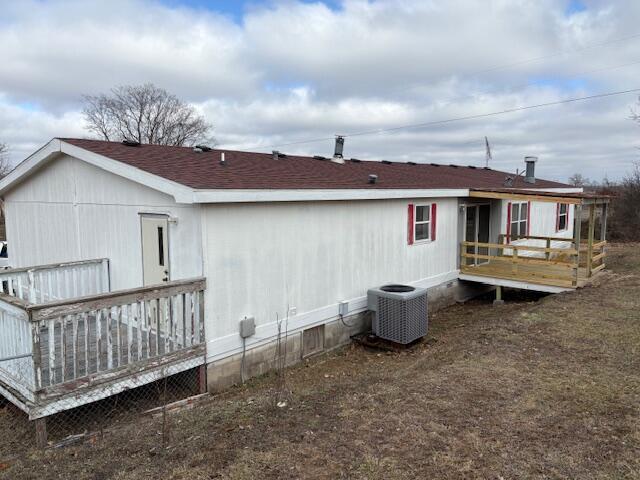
<box><xmin>197</xmin><ymin>364</ymin><xmax>207</xmax><ymax>394</ymax></box>
<box><xmin>35</xmin><ymin>417</ymin><xmax>47</xmax><ymax>448</ymax></box>
<box><xmin>493</xmin><ymin>286</ymin><xmax>504</xmax><ymax>305</ymax></box>
<box><xmin>600</xmin><ymin>202</ymin><xmax>608</xmax><ymax>269</ymax></box>
<box><xmin>545</xmin><ymin>238</ymin><xmax>551</xmax><ymax>261</ymax></box>
<box><xmin>587</xmin><ymin>204</ymin><xmax>596</xmax><ymax>278</ymax></box>
<box><xmin>573</xmin><ymin>204</ymin><xmax>582</xmax><ymax>286</ymax></box>
<box><xmin>600</xmin><ymin>203</ymin><xmax>608</xmax><ymax>242</ymax></box>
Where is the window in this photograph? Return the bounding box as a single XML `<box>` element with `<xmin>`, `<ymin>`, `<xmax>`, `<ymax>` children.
<box><xmin>510</xmin><ymin>202</ymin><xmax>529</xmax><ymax>238</ymax></box>
<box><xmin>557</xmin><ymin>203</ymin><xmax>569</xmax><ymax>231</ymax></box>
<box><xmin>414</xmin><ymin>204</ymin><xmax>431</xmax><ymax>242</ymax></box>
<box><xmin>157</xmin><ymin>227</ymin><xmax>165</xmax><ymax>266</ymax></box>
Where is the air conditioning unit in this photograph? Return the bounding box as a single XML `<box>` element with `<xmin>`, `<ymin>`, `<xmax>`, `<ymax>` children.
<box><xmin>367</xmin><ymin>284</ymin><xmax>428</xmax><ymax>344</ymax></box>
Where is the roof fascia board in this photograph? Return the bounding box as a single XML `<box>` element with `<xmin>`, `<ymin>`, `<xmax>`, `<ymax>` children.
<box><xmin>0</xmin><ymin>138</ymin><xmax>62</xmax><ymax>195</ymax></box>
<box><xmin>469</xmin><ymin>190</ymin><xmax>582</xmax><ymax>204</ymax></box>
<box><xmin>59</xmin><ymin>142</ymin><xmax>196</xmax><ymax>204</ymax></box>
<box><xmin>521</xmin><ymin>187</ymin><xmax>583</xmax><ymax>194</ymax></box>
<box><xmin>193</xmin><ymin>188</ymin><xmax>470</xmax><ymax>203</ymax></box>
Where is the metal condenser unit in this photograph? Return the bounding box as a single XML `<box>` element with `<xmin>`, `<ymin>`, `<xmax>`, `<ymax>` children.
<box><xmin>367</xmin><ymin>284</ymin><xmax>428</xmax><ymax>344</ymax></box>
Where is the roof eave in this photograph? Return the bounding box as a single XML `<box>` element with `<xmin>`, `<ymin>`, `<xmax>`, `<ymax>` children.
<box><xmin>0</xmin><ymin>139</ymin><xmax>197</xmax><ymax>204</ymax></box>
<box><xmin>192</xmin><ymin>188</ymin><xmax>471</xmax><ymax>203</ymax></box>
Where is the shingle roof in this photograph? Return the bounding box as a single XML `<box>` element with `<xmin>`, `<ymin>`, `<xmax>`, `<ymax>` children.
<box><xmin>61</xmin><ymin>138</ymin><xmax>570</xmax><ymax>190</ymax></box>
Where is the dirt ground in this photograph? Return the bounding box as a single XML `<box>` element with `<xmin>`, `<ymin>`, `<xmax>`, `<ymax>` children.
<box><xmin>1</xmin><ymin>244</ymin><xmax>639</xmax><ymax>479</ymax></box>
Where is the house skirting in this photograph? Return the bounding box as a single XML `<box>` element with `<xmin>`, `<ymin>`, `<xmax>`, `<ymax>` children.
<box><xmin>205</xmin><ymin>278</ymin><xmax>492</xmax><ymax>392</ymax></box>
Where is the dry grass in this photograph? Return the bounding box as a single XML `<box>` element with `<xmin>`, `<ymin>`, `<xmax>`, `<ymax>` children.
<box><xmin>1</xmin><ymin>244</ymin><xmax>640</xmax><ymax>479</ymax></box>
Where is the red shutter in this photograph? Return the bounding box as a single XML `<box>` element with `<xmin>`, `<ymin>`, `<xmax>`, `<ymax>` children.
<box><xmin>431</xmin><ymin>203</ymin><xmax>437</xmax><ymax>241</ymax></box>
<box><xmin>555</xmin><ymin>203</ymin><xmax>560</xmax><ymax>232</ymax></box>
<box><xmin>526</xmin><ymin>201</ymin><xmax>531</xmax><ymax>236</ymax></box>
<box><xmin>506</xmin><ymin>202</ymin><xmax>512</xmax><ymax>242</ymax></box>
<box><xmin>407</xmin><ymin>204</ymin><xmax>414</xmax><ymax>245</ymax></box>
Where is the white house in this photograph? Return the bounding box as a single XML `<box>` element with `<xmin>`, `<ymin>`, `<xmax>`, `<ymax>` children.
<box><xmin>0</xmin><ymin>138</ymin><xmax>609</xmax><ymax>441</ymax></box>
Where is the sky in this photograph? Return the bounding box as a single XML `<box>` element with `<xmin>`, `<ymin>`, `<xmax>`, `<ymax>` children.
<box><xmin>0</xmin><ymin>0</ymin><xmax>639</xmax><ymax>182</ymax></box>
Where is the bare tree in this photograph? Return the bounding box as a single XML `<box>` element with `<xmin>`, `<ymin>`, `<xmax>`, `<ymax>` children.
<box><xmin>82</xmin><ymin>83</ymin><xmax>213</xmax><ymax>146</ymax></box>
<box><xmin>608</xmin><ymin>162</ymin><xmax>640</xmax><ymax>241</ymax></box>
<box><xmin>0</xmin><ymin>143</ymin><xmax>11</xmax><ymax>178</ymax></box>
<box><xmin>568</xmin><ymin>173</ymin><xmax>590</xmax><ymax>187</ymax></box>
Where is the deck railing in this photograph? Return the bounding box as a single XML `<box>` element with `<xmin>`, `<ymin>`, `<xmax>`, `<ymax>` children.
<box><xmin>0</xmin><ymin>294</ymin><xmax>36</xmax><ymax>401</ymax></box>
<box><xmin>461</xmin><ymin>236</ymin><xmax>606</xmax><ymax>288</ymax></box>
<box><xmin>0</xmin><ymin>259</ymin><xmax>110</xmax><ymax>304</ymax></box>
<box><xmin>28</xmin><ymin>278</ymin><xmax>206</xmax><ymax>391</ymax></box>
<box><xmin>0</xmin><ymin>277</ymin><xmax>206</xmax><ymax>414</ymax></box>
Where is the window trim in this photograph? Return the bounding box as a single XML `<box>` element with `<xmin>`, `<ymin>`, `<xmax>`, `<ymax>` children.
<box><xmin>510</xmin><ymin>201</ymin><xmax>529</xmax><ymax>239</ymax></box>
<box><xmin>557</xmin><ymin>203</ymin><xmax>569</xmax><ymax>232</ymax></box>
<box><xmin>413</xmin><ymin>203</ymin><xmax>432</xmax><ymax>243</ymax></box>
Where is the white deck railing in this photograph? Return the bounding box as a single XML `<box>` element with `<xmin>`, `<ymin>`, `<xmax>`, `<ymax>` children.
<box><xmin>28</xmin><ymin>278</ymin><xmax>206</xmax><ymax>391</ymax></box>
<box><xmin>0</xmin><ymin>276</ymin><xmax>205</xmax><ymax>418</ymax></box>
<box><xmin>0</xmin><ymin>259</ymin><xmax>110</xmax><ymax>304</ymax></box>
<box><xmin>0</xmin><ymin>295</ymin><xmax>36</xmax><ymax>401</ymax></box>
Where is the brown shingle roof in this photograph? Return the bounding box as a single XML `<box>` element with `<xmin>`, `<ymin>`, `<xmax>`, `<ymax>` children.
<box><xmin>61</xmin><ymin>138</ymin><xmax>570</xmax><ymax>190</ymax></box>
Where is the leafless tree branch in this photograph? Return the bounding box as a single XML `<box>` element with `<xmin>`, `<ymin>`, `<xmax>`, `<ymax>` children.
<box><xmin>0</xmin><ymin>143</ymin><xmax>12</xmax><ymax>178</ymax></box>
<box><xmin>82</xmin><ymin>83</ymin><xmax>213</xmax><ymax>146</ymax></box>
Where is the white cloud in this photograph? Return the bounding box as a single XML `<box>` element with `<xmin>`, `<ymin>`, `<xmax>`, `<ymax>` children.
<box><xmin>0</xmin><ymin>0</ymin><xmax>639</xmax><ymax>181</ymax></box>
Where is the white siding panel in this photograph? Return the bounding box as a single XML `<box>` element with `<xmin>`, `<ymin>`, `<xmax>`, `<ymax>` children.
<box><xmin>4</xmin><ymin>154</ymin><xmax>203</xmax><ymax>290</ymax></box>
<box><xmin>201</xmin><ymin>198</ymin><xmax>459</xmax><ymax>343</ymax></box>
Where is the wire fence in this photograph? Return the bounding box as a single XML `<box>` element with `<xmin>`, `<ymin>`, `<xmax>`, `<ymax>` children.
<box><xmin>0</xmin><ymin>353</ymin><xmax>206</xmax><ymax>449</ymax></box>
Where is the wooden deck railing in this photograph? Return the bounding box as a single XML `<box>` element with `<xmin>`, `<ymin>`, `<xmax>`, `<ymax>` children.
<box><xmin>0</xmin><ymin>277</ymin><xmax>206</xmax><ymax>409</ymax></box>
<box><xmin>0</xmin><ymin>259</ymin><xmax>110</xmax><ymax>304</ymax></box>
<box><xmin>0</xmin><ymin>294</ymin><xmax>36</xmax><ymax>402</ymax></box>
<box><xmin>461</xmin><ymin>240</ymin><xmax>580</xmax><ymax>287</ymax></box>
<box><xmin>28</xmin><ymin>278</ymin><xmax>206</xmax><ymax>390</ymax></box>
<box><xmin>461</xmin><ymin>238</ymin><xmax>607</xmax><ymax>288</ymax></box>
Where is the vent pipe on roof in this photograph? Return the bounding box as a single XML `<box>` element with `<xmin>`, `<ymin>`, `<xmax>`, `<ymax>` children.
<box><xmin>272</xmin><ymin>150</ymin><xmax>280</xmax><ymax>161</ymax></box>
<box><xmin>368</xmin><ymin>174</ymin><xmax>378</xmax><ymax>184</ymax></box>
<box><xmin>220</xmin><ymin>152</ymin><xmax>226</xmax><ymax>165</ymax></box>
<box><xmin>524</xmin><ymin>156</ymin><xmax>537</xmax><ymax>184</ymax></box>
<box><xmin>332</xmin><ymin>136</ymin><xmax>345</xmax><ymax>164</ymax></box>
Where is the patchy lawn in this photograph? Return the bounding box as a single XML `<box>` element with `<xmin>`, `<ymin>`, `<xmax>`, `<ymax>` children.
<box><xmin>2</xmin><ymin>244</ymin><xmax>640</xmax><ymax>479</ymax></box>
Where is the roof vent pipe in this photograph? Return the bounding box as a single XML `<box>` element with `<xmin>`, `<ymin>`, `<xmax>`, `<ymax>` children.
<box><xmin>220</xmin><ymin>152</ymin><xmax>226</xmax><ymax>165</ymax></box>
<box><xmin>524</xmin><ymin>156</ymin><xmax>537</xmax><ymax>184</ymax></box>
<box><xmin>332</xmin><ymin>136</ymin><xmax>345</xmax><ymax>164</ymax></box>
<box><xmin>272</xmin><ymin>150</ymin><xmax>280</xmax><ymax>161</ymax></box>
<box><xmin>368</xmin><ymin>174</ymin><xmax>378</xmax><ymax>184</ymax></box>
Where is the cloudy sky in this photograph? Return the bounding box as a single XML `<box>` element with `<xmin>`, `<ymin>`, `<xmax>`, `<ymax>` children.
<box><xmin>1</xmin><ymin>0</ymin><xmax>639</xmax><ymax>182</ymax></box>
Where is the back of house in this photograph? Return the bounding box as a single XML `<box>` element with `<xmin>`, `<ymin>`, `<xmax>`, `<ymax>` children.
<box><xmin>0</xmin><ymin>138</ymin><xmax>608</xmax><ymax>433</ymax></box>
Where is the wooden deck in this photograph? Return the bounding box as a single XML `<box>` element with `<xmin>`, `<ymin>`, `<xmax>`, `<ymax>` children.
<box><xmin>460</xmin><ymin>258</ymin><xmax>590</xmax><ymax>289</ymax></box>
<box><xmin>460</xmin><ymin>238</ymin><xmax>606</xmax><ymax>291</ymax></box>
<box><xmin>0</xmin><ymin>276</ymin><xmax>207</xmax><ymax>422</ymax></box>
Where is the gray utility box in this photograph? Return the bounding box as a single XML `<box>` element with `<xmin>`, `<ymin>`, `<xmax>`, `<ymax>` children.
<box><xmin>367</xmin><ymin>284</ymin><xmax>428</xmax><ymax>344</ymax></box>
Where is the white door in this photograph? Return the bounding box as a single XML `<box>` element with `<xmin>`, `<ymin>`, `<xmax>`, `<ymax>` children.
<box><xmin>141</xmin><ymin>216</ymin><xmax>170</xmax><ymax>285</ymax></box>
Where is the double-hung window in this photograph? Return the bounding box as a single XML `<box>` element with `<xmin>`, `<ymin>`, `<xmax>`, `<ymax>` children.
<box><xmin>557</xmin><ymin>203</ymin><xmax>569</xmax><ymax>231</ymax></box>
<box><xmin>510</xmin><ymin>202</ymin><xmax>529</xmax><ymax>238</ymax></box>
<box><xmin>414</xmin><ymin>204</ymin><xmax>431</xmax><ymax>242</ymax></box>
